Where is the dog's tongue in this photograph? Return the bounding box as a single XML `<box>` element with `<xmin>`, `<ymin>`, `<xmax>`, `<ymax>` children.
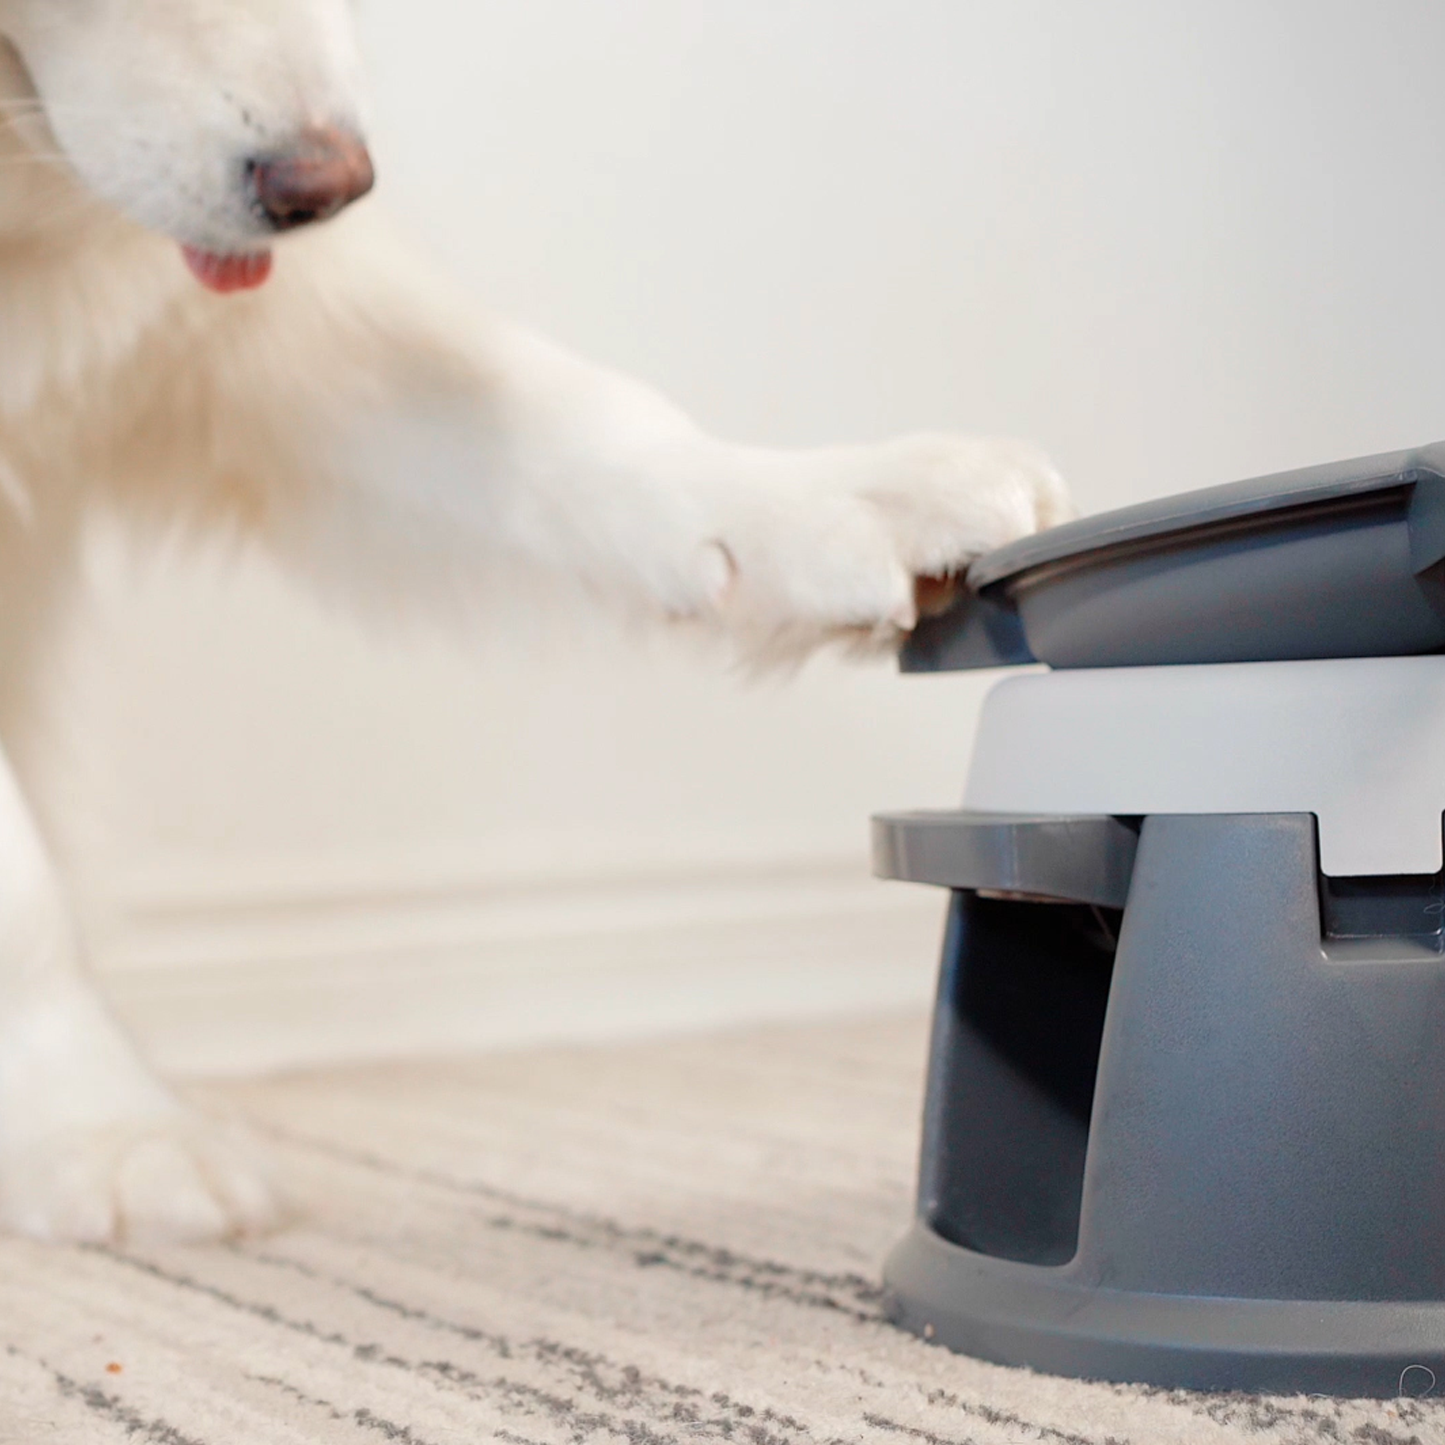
<box><xmin>181</xmin><ymin>246</ymin><xmax>273</xmax><ymax>293</ymax></box>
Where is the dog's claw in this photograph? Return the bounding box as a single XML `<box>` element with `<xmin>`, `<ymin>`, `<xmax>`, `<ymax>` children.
<box><xmin>914</xmin><ymin>573</ymin><xmax>963</xmax><ymax>620</ymax></box>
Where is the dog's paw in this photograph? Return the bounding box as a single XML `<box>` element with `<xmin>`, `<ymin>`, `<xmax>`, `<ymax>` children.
<box><xmin>0</xmin><ymin>1112</ymin><xmax>280</xmax><ymax>1244</ymax></box>
<box><xmin>712</xmin><ymin>434</ymin><xmax>1071</xmax><ymax>663</ymax></box>
<box><xmin>859</xmin><ymin>433</ymin><xmax>1073</xmax><ymax>578</ymax></box>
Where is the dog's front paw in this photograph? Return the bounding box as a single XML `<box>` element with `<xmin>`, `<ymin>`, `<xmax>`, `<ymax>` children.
<box><xmin>0</xmin><ymin>1112</ymin><xmax>279</xmax><ymax>1244</ymax></box>
<box><xmin>861</xmin><ymin>433</ymin><xmax>1072</xmax><ymax>581</ymax></box>
<box><xmin>713</xmin><ymin>434</ymin><xmax>1071</xmax><ymax>663</ymax></box>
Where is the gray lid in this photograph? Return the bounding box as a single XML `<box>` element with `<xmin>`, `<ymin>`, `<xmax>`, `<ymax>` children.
<box><xmin>968</xmin><ymin>441</ymin><xmax>1445</xmax><ymax>590</ymax></box>
<box><xmin>902</xmin><ymin>441</ymin><xmax>1445</xmax><ymax>672</ymax></box>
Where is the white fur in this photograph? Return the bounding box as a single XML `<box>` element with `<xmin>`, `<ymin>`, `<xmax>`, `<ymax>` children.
<box><xmin>0</xmin><ymin>0</ymin><xmax>1070</xmax><ymax>1241</ymax></box>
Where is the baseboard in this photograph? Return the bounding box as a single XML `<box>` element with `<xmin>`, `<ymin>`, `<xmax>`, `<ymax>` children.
<box><xmin>92</xmin><ymin>849</ymin><xmax>948</xmax><ymax>1078</ymax></box>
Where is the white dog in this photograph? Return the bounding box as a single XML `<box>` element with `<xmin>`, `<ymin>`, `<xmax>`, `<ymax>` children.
<box><xmin>0</xmin><ymin>0</ymin><xmax>1068</xmax><ymax>1244</ymax></box>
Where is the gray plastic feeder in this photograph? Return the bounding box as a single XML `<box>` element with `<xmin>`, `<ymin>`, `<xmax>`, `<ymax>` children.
<box><xmin>876</xmin><ymin>444</ymin><xmax>1445</xmax><ymax>1397</ymax></box>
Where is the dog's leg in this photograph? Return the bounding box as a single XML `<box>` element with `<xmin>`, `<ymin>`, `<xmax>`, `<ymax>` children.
<box><xmin>0</xmin><ymin>740</ymin><xmax>276</xmax><ymax>1241</ymax></box>
<box><xmin>0</xmin><ymin>518</ymin><xmax>275</xmax><ymax>1243</ymax></box>
<box><xmin>133</xmin><ymin>220</ymin><xmax>1070</xmax><ymax>667</ymax></box>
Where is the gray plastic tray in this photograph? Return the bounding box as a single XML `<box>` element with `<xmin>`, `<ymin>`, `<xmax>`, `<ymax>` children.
<box><xmin>902</xmin><ymin>442</ymin><xmax>1445</xmax><ymax>671</ymax></box>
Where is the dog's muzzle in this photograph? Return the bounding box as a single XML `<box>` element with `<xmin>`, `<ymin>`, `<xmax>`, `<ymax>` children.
<box><xmin>250</xmin><ymin>127</ymin><xmax>375</xmax><ymax>232</ymax></box>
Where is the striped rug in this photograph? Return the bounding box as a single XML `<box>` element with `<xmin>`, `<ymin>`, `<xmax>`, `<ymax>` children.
<box><xmin>0</xmin><ymin>1012</ymin><xmax>1437</xmax><ymax>1444</ymax></box>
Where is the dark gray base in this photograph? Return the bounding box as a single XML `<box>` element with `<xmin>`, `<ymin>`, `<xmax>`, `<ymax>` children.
<box><xmin>885</xmin><ymin>1224</ymin><xmax>1445</xmax><ymax>1398</ymax></box>
<box><xmin>875</xmin><ymin>810</ymin><xmax>1445</xmax><ymax>1398</ymax></box>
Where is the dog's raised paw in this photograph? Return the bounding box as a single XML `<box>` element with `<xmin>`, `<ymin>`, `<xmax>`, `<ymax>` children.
<box><xmin>0</xmin><ymin>1115</ymin><xmax>280</xmax><ymax>1244</ymax></box>
<box><xmin>859</xmin><ymin>433</ymin><xmax>1074</xmax><ymax>577</ymax></box>
<box><xmin>713</xmin><ymin>433</ymin><xmax>1072</xmax><ymax>663</ymax></box>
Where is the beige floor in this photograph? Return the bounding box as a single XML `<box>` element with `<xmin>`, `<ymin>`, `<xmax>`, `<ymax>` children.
<box><xmin>0</xmin><ymin>1012</ymin><xmax>1439</xmax><ymax>1444</ymax></box>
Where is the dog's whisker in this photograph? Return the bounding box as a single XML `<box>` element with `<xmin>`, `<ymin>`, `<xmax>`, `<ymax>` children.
<box><xmin>0</xmin><ymin>105</ymin><xmax>121</xmax><ymax>121</ymax></box>
<box><xmin>0</xmin><ymin>96</ymin><xmax>101</xmax><ymax>108</ymax></box>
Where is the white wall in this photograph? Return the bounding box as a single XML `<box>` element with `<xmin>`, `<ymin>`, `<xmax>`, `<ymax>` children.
<box><xmin>63</xmin><ymin>1</ymin><xmax>1445</xmax><ymax>1057</ymax></box>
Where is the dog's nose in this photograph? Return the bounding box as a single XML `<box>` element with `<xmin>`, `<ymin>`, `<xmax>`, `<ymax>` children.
<box><xmin>251</xmin><ymin>127</ymin><xmax>375</xmax><ymax>231</ymax></box>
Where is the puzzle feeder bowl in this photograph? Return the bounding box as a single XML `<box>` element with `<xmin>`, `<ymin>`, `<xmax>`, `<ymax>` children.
<box><xmin>874</xmin><ymin>444</ymin><xmax>1445</xmax><ymax>1397</ymax></box>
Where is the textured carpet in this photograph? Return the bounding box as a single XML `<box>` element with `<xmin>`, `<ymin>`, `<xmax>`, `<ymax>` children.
<box><xmin>0</xmin><ymin>1012</ymin><xmax>1440</xmax><ymax>1444</ymax></box>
